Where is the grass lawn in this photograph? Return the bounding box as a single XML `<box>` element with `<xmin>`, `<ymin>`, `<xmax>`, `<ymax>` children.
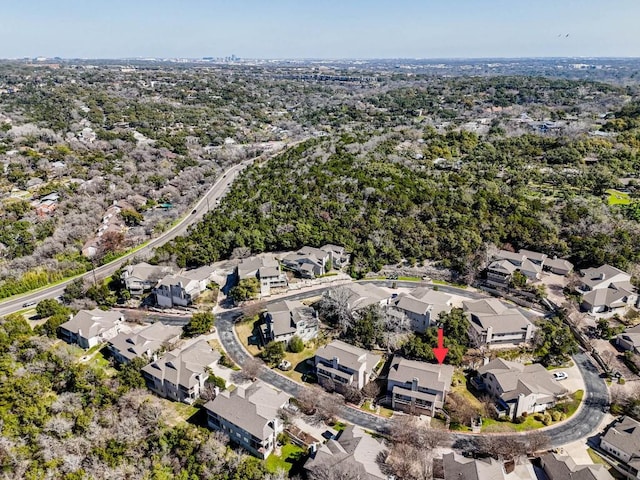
<box><xmin>482</xmin><ymin>390</ymin><xmax>584</xmax><ymax>433</ymax></box>
<box><xmin>265</xmin><ymin>443</ymin><xmax>306</xmax><ymax>473</ymax></box>
<box><xmin>163</xmin><ymin>399</ymin><xmax>199</xmax><ymax>427</ymax></box>
<box><xmin>281</xmin><ymin>346</ymin><xmax>317</xmax><ymax>383</ymax></box>
<box><xmin>606</xmin><ymin>189</ymin><xmax>631</xmax><ymax>206</ymax></box>
<box><xmin>432</xmin><ymin>279</ymin><xmax>469</xmax><ymax>288</ymax></box>
<box><xmin>234</xmin><ymin>319</ymin><xmax>262</xmax><ymax>356</ymax></box>
<box><xmin>361</xmin><ymin>400</ymin><xmax>394</xmax><ymax>418</ymax></box>
<box><xmin>587</xmin><ymin>449</ymin><xmax>626</xmax><ymax>479</ymax></box>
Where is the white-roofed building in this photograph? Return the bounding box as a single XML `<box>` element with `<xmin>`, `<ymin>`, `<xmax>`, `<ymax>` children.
<box><xmin>59</xmin><ymin>308</ymin><xmax>125</xmax><ymax>349</ymax></box>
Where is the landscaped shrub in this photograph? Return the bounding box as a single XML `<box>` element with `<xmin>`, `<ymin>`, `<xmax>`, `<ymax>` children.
<box><xmin>534</xmin><ymin>413</ymin><xmax>544</xmax><ymax>421</ymax></box>
<box><xmin>288</xmin><ymin>335</ymin><xmax>304</xmax><ymax>353</ymax></box>
<box><xmin>542</xmin><ymin>413</ymin><xmax>552</xmax><ymax>426</ymax></box>
<box><xmin>551</xmin><ymin>411</ymin><xmax>562</xmax><ymax>422</ymax></box>
<box><xmin>514</xmin><ymin>416</ymin><xmax>526</xmax><ymax>424</ymax></box>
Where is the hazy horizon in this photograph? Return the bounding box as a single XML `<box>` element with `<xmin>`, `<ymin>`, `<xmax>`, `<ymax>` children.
<box><xmin>2</xmin><ymin>0</ymin><xmax>639</xmax><ymax>59</ymax></box>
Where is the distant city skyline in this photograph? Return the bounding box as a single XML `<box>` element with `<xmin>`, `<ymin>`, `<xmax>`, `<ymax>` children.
<box><xmin>2</xmin><ymin>0</ymin><xmax>639</xmax><ymax>59</ymax></box>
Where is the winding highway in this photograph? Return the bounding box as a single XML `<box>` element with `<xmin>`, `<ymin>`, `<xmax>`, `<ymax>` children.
<box><xmin>0</xmin><ymin>160</ymin><xmax>253</xmax><ymax>318</ymax></box>
<box><xmin>213</xmin><ymin>281</ymin><xmax>610</xmax><ymax>448</ymax></box>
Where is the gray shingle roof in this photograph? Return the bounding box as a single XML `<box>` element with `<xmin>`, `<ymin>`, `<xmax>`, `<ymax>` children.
<box><xmin>60</xmin><ymin>308</ymin><xmax>124</xmax><ymax>338</ymax></box>
<box><xmin>388</xmin><ymin>356</ymin><xmax>453</xmax><ymax>395</ymax></box>
<box><xmin>203</xmin><ymin>381</ymin><xmax>289</xmax><ymax>439</ymax></box>
<box><xmin>441</xmin><ymin>452</ymin><xmax>508</xmax><ymax>480</ymax></box>
<box><xmin>540</xmin><ymin>452</ymin><xmax>614</xmax><ymax>480</ymax></box>
<box><xmin>464</xmin><ymin>299</ymin><xmax>533</xmax><ymax>335</ymax></box>
<box><xmin>141</xmin><ymin>339</ymin><xmax>220</xmax><ymax>390</ymax></box>
<box><xmin>579</xmin><ymin>264</ymin><xmax>630</xmax><ymax>290</ymax></box>
<box><xmin>315</xmin><ymin>340</ymin><xmax>381</xmax><ymax>373</ymax></box>
<box><xmin>602</xmin><ymin>416</ymin><xmax>640</xmax><ymax>462</ymax></box>
<box><xmin>304</xmin><ymin>425</ymin><xmax>386</xmax><ymax>479</ymax></box>
<box><xmin>478</xmin><ymin>358</ymin><xmax>568</xmax><ymax>403</ymax></box>
<box><xmin>108</xmin><ymin>322</ymin><xmax>182</xmax><ymax>362</ymax></box>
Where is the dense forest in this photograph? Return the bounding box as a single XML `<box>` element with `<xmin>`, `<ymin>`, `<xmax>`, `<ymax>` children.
<box><xmin>0</xmin><ymin>314</ymin><xmax>286</xmax><ymax>480</ymax></box>
<box><xmin>157</xmin><ymin>107</ymin><xmax>640</xmax><ymax>280</ymax></box>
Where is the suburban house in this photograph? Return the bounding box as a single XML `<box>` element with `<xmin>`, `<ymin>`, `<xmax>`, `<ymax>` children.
<box><xmin>544</xmin><ymin>257</ymin><xmax>574</xmax><ymax>276</ymax></box>
<box><xmin>435</xmin><ymin>452</ymin><xmax>536</xmax><ymax>480</ymax></box>
<box><xmin>577</xmin><ymin>264</ymin><xmax>638</xmax><ymax>313</ymax></box>
<box><xmin>600</xmin><ymin>416</ymin><xmax>640</xmax><ymax>478</ymax></box>
<box><xmin>141</xmin><ymin>339</ymin><xmax>220</xmax><ymax>404</ymax></box>
<box><xmin>282</xmin><ymin>246</ymin><xmax>330</xmax><ymax>278</ymax></box>
<box><xmin>538</xmin><ymin>453</ymin><xmax>614</xmax><ymax>480</ymax></box>
<box><xmin>123</xmin><ymin>262</ymin><xmax>174</xmax><ymax>295</ymax></box>
<box><xmin>32</xmin><ymin>192</ymin><xmax>59</xmax><ymax>217</ymax></box>
<box><xmin>486</xmin><ymin>259</ymin><xmax>518</xmax><ymax>288</ymax></box>
<box><xmin>81</xmin><ymin>200</ymin><xmax>132</xmax><ymax>258</ymax></box>
<box><xmin>486</xmin><ymin>249</ymin><xmax>573</xmax><ymax>287</ymax></box>
<box><xmin>260</xmin><ymin>299</ymin><xmax>319</xmax><ymax>344</ymax></box>
<box><xmin>153</xmin><ymin>274</ymin><xmax>201</xmax><ymax>308</ymax></box>
<box><xmin>388</xmin><ymin>287</ymin><xmax>453</xmax><ymax>333</ymax></box>
<box><xmin>617</xmin><ymin>325</ymin><xmax>640</xmax><ymax>354</ymax></box>
<box><xmin>204</xmin><ymin>381</ymin><xmax>289</xmax><ymax>459</ymax></box>
<box><xmin>320</xmin><ymin>244</ymin><xmax>350</xmax><ymax>269</ymax></box>
<box><xmin>59</xmin><ymin>308</ymin><xmax>125</xmax><ymax>349</ymax></box>
<box><xmin>340</xmin><ymin>283</ymin><xmax>390</xmax><ymax>312</ymax></box>
<box><xmin>386</xmin><ymin>356</ymin><xmax>454</xmax><ymax>415</ymax></box>
<box><xmin>304</xmin><ymin>425</ymin><xmax>387</xmax><ymax>480</ymax></box>
<box><xmin>180</xmin><ymin>264</ymin><xmax>217</xmax><ymax>292</ymax></box>
<box><xmin>473</xmin><ymin>358</ymin><xmax>568</xmax><ymax>419</ymax></box>
<box><xmin>237</xmin><ymin>254</ymin><xmax>288</xmax><ymax>297</ymax></box>
<box><xmin>463</xmin><ymin>298</ymin><xmax>535</xmax><ymax>348</ymax></box>
<box><xmin>315</xmin><ymin>340</ymin><xmax>382</xmax><ymax>390</ymax></box>
<box><xmin>108</xmin><ymin>322</ymin><xmax>182</xmax><ymax>364</ymax></box>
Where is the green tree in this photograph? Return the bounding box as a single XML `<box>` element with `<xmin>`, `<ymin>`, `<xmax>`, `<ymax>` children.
<box><xmin>63</xmin><ymin>278</ymin><xmax>85</xmax><ymax>302</ymax></box>
<box><xmin>260</xmin><ymin>341</ymin><xmax>285</xmax><ymax>366</ymax></box>
<box><xmin>510</xmin><ymin>271</ymin><xmax>528</xmax><ymax>289</ymax></box>
<box><xmin>345</xmin><ymin>305</ymin><xmax>384</xmax><ymax>350</ymax></box>
<box><xmin>86</xmin><ymin>282</ymin><xmax>117</xmax><ymax>307</ymax></box>
<box><xmin>117</xmin><ymin>357</ymin><xmax>147</xmax><ymax>390</ymax></box>
<box><xmin>120</xmin><ymin>208</ymin><xmax>144</xmax><ymax>226</ymax></box>
<box><xmin>183</xmin><ymin>311</ymin><xmax>215</xmax><ymax>337</ymax></box>
<box><xmin>533</xmin><ymin>316</ymin><xmax>579</xmax><ymax>366</ymax></box>
<box><xmin>38</xmin><ymin>312</ymin><xmax>70</xmax><ymax>337</ymax></box>
<box><xmin>36</xmin><ymin>298</ymin><xmax>67</xmax><ymax>318</ymax></box>
<box><xmin>288</xmin><ymin>335</ymin><xmax>304</xmax><ymax>353</ymax></box>
<box><xmin>229</xmin><ymin>278</ymin><xmax>260</xmax><ymax>303</ymax></box>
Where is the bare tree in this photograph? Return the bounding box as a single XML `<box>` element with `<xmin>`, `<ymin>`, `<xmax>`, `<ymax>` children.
<box><xmin>307</xmin><ymin>461</ymin><xmax>366</xmax><ymax>480</ymax></box>
<box><xmin>316</xmin><ymin>391</ymin><xmax>343</xmax><ymax>425</ymax></box>
<box><xmin>235</xmin><ymin>357</ymin><xmax>263</xmax><ymax>382</ymax></box>
<box><xmin>241</xmin><ymin>300</ymin><xmax>266</xmax><ymax>320</ymax></box>
<box><xmin>477</xmin><ymin>435</ymin><xmax>528</xmax><ymax>462</ymax></box>
<box><xmin>317</xmin><ymin>287</ymin><xmax>355</xmax><ymax>333</ymax></box>
<box><xmin>526</xmin><ymin>431</ymin><xmax>550</xmax><ymax>455</ymax></box>
<box><xmin>296</xmin><ymin>385</ymin><xmax>323</xmax><ymax>415</ymax></box>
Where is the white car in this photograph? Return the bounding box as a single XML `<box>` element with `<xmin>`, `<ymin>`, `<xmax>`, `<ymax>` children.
<box><xmin>278</xmin><ymin>360</ymin><xmax>292</xmax><ymax>371</ymax></box>
<box><xmin>553</xmin><ymin>371</ymin><xmax>568</xmax><ymax>381</ymax></box>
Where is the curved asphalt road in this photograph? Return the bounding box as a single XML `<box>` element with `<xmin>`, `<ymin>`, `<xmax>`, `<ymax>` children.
<box><xmin>0</xmin><ymin>157</ymin><xmax>259</xmax><ymax>318</ymax></box>
<box><xmin>215</xmin><ymin>283</ymin><xmax>609</xmax><ymax>448</ymax></box>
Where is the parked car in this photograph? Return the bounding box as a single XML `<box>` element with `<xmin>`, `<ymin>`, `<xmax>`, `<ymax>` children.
<box><xmin>278</xmin><ymin>360</ymin><xmax>292</xmax><ymax>371</ymax></box>
<box><xmin>553</xmin><ymin>371</ymin><xmax>568</xmax><ymax>381</ymax></box>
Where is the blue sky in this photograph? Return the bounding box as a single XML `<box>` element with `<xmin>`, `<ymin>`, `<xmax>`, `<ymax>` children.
<box><xmin>2</xmin><ymin>0</ymin><xmax>639</xmax><ymax>59</ymax></box>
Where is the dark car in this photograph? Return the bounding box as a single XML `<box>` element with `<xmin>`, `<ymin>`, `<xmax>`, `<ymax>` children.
<box><xmin>192</xmin><ymin>209</ymin><xmax>197</xmax><ymax>214</ymax></box>
<box><xmin>22</xmin><ymin>301</ymin><xmax>36</xmax><ymax>308</ymax></box>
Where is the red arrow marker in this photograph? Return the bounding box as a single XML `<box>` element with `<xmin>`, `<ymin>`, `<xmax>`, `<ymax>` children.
<box><xmin>433</xmin><ymin>327</ymin><xmax>448</xmax><ymax>364</ymax></box>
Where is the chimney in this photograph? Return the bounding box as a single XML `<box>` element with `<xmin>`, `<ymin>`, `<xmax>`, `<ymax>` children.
<box><xmin>411</xmin><ymin>377</ymin><xmax>419</xmax><ymax>391</ymax></box>
<box><xmin>332</xmin><ymin>356</ymin><xmax>339</xmax><ymax>369</ymax></box>
<box><xmin>599</xmin><ymin>273</ymin><xmax>606</xmax><ymax>280</ymax></box>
